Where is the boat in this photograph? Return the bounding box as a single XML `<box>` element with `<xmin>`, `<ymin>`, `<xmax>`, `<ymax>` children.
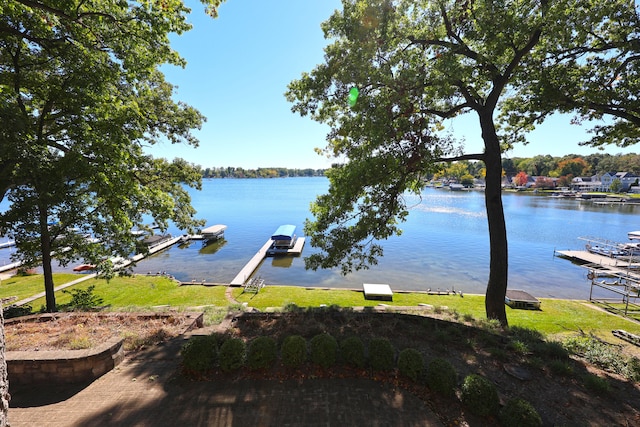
<box><xmin>628</xmin><ymin>231</ymin><xmax>640</xmax><ymax>240</ymax></box>
<box><xmin>73</xmin><ymin>264</ymin><xmax>96</xmax><ymax>272</ymax></box>
<box><xmin>449</xmin><ymin>183</ymin><xmax>464</xmax><ymax>191</ymax></box>
<box><xmin>266</xmin><ymin>224</ymin><xmax>305</xmax><ymax>256</ymax></box>
<box><xmin>585</xmin><ymin>243</ymin><xmax>627</xmax><ymax>258</ymax></box>
<box><xmin>200</xmin><ymin>224</ymin><xmax>227</xmax><ymax>241</ymax></box>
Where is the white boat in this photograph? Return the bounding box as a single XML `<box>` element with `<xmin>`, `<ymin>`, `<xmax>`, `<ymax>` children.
<box><xmin>628</xmin><ymin>231</ymin><xmax>640</xmax><ymax>240</ymax></box>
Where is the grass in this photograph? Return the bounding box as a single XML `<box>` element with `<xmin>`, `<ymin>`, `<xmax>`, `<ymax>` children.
<box><xmin>0</xmin><ymin>273</ymin><xmax>78</xmax><ymax>302</ymax></box>
<box><xmin>6</xmin><ymin>273</ymin><xmax>640</xmax><ymax>343</ymax></box>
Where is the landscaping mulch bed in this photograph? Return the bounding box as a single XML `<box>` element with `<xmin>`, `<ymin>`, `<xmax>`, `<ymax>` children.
<box><xmin>5</xmin><ymin>312</ymin><xmax>194</xmax><ymax>353</ymax></box>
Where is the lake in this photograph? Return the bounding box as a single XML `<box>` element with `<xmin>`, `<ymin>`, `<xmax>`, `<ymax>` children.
<box><xmin>3</xmin><ymin>177</ymin><xmax>640</xmax><ymax>300</ymax></box>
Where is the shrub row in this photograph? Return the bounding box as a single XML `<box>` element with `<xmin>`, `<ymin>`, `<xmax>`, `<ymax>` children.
<box><xmin>181</xmin><ymin>333</ymin><xmax>542</xmax><ymax>426</ymax></box>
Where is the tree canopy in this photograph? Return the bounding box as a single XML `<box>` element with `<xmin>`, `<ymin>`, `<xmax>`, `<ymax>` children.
<box><xmin>0</xmin><ymin>0</ymin><xmax>224</xmax><ymax>312</ymax></box>
<box><xmin>287</xmin><ymin>0</ymin><xmax>639</xmax><ymax>325</ymax></box>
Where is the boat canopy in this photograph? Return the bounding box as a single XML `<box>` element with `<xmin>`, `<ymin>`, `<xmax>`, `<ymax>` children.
<box><xmin>271</xmin><ymin>224</ymin><xmax>296</xmax><ymax>241</ymax></box>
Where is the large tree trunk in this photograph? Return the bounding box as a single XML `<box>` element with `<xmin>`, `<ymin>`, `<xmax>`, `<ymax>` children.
<box><xmin>480</xmin><ymin>111</ymin><xmax>509</xmax><ymax>326</ymax></box>
<box><xmin>39</xmin><ymin>206</ymin><xmax>56</xmax><ymax>313</ymax></box>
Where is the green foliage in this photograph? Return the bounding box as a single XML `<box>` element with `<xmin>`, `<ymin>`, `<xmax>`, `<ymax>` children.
<box><xmin>281</xmin><ymin>335</ymin><xmax>307</xmax><ymax>368</ymax></box>
<box><xmin>0</xmin><ymin>0</ymin><xmax>211</xmax><ymax>312</ymax></box>
<box><xmin>219</xmin><ymin>338</ymin><xmax>246</xmax><ymax>372</ymax></box>
<box><xmin>3</xmin><ymin>304</ymin><xmax>33</xmax><ymax>319</ymax></box>
<box><xmin>340</xmin><ymin>337</ymin><xmax>366</xmax><ymax>368</ymax></box>
<box><xmin>397</xmin><ymin>348</ymin><xmax>424</xmax><ymax>382</ymax></box>
<box><xmin>547</xmin><ymin>360</ymin><xmax>574</xmax><ymax>377</ymax></box>
<box><xmin>460</xmin><ymin>374</ymin><xmax>500</xmax><ymax>417</ymax></box>
<box><xmin>61</xmin><ymin>285</ymin><xmax>103</xmax><ymax>311</ymax></box>
<box><xmin>309</xmin><ymin>333</ymin><xmax>338</xmax><ymax>368</ymax></box>
<box><xmin>246</xmin><ymin>336</ymin><xmax>277</xmax><ymax>371</ymax></box>
<box><xmin>563</xmin><ymin>335</ymin><xmax>638</xmax><ymax>380</ymax></box>
<box><xmin>499</xmin><ymin>398</ymin><xmax>543</xmax><ymax>427</ymax></box>
<box><xmin>582</xmin><ymin>373</ymin><xmax>611</xmax><ymax>395</ymax></box>
<box><xmin>181</xmin><ymin>335</ymin><xmax>218</xmax><ymax>375</ymax></box>
<box><xmin>368</xmin><ymin>338</ymin><xmax>395</xmax><ymax>371</ymax></box>
<box><xmin>426</xmin><ymin>358</ymin><xmax>457</xmax><ymax>397</ymax></box>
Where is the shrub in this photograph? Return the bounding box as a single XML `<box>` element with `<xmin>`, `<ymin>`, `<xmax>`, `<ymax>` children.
<box><xmin>3</xmin><ymin>304</ymin><xmax>32</xmax><ymax>319</ymax></box>
<box><xmin>219</xmin><ymin>337</ymin><xmax>246</xmax><ymax>372</ymax></box>
<box><xmin>340</xmin><ymin>337</ymin><xmax>365</xmax><ymax>368</ymax></box>
<box><xmin>310</xmin><ymin>333</ymin><xmax>337</xmax><ymax>368</ymax></box>
<box><xmin>499</xmin><ymin>398</ymin><xmax>542</xmax><ymax>427</ymax></box>
<box><xmin>181</xmin><ymin>335</ymin><xmax>218</xmax><ymax>374</ymax></box>
<box><xmin>397</xmin><ymin>348</ymin><xmax>424</xmax><ymax>382</ymax></box>
<box><xmin>426</xmin><ymin>358</ymin><xmax>457</xmax><ymax>396</ymax></box>
<box><xmin>281</xmin><ymin>335</ymin><xmax>307</xmax><ymax>367</ymax></box>
<box><xmin>246</xmin><ymin>336</ymin><xmax>277</xmax><ymax>370</ymax></box>
<box><xmin>61</xmin><ymin>285</ymin><xmax>103</xmax><ymax>311</ymax></box>
<box><xmin>460</xmin><ymin>374</ymin><xmax>499</xmax><ymax>417</ymax></box>
<box><xmin>583</xmin><ymin>373</ymin><xmax>610</xmax><ymax>395</ymax></box>
<box><xmin>368</xmin><ymin>338</ymin><xmax>395</xmax><ymax>371</ymax></box>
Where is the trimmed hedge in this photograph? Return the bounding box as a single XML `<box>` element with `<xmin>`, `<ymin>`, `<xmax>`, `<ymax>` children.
<box><xmin>426</xmin><ymin>358</ymin><xmax>457</xmax><ymax>397</ymax></box>
<box><xmin>310</xmin><ymin>333</ymin><xmax>338</xmax><ymax>368</ymax></box>
<box><xmin>368</xmin><ymin>338</ymin><xmax>395</xmax><ymax>371</ymax></box>
<box><xmin>397</xmin><ymin>348</ymin><xmax>424</xmax><ymax>381</ymax></box>
<box><xmin>181</xmin><ymin>335</ymin><xmax>218</xmax><ymax>374</ymax></box>
<box><xmin>219</xmin><ymin>338</ymin><xmax>246</xmax><ymax>372</ymax></box>
<box><xmin>340</xmin><ymin>337</ymin><xmax>366</xmax><ymax>368</ymax></box>
<box><xmin>281</xmin><ymin>335</ymin><xmax>307</xmax><ymax>367</ymax></box>
<box><xmin>460</xmin><ymin>374</ymin><xmax>499</xmax><ymax>417</ymax></box>
<box><xmin>499</xmin><ymin>398</ymin><xmax>542</xmax><ymax>427</ymax></box>
<box><xmin>247</xmin><ymin>336</ymin><xmax>277</xmax><ymax>370</ymax></box>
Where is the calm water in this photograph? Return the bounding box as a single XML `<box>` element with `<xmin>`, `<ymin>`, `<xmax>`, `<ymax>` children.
<box><xmin>3</xmin><ymin>177</ymin><xmax>640</xmax><ymax>299</ymax></box>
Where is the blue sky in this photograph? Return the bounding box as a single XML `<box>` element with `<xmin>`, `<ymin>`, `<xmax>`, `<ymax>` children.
<box><xmin>152</xmin><ymin>0</ymin><xmax>637</xmax><ymax>169</ymax></box>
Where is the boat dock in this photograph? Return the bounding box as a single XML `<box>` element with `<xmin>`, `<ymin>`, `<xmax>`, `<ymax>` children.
<box><xmin>554</xmin><ymin>250</ymin><xmax>640</xmax><ymax>268</ymax></box>
<box><xmin>230</xmin><ymin>239</ymin><xmax>273</xmax><ymax>286</ymax></box>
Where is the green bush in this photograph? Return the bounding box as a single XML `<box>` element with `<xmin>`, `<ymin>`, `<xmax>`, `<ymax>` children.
<box><xmin>499</xmin><ymin>398</ymin><xmax>542</xmax><ymax>427</ymax></box>
<box><xmin>310</xmin><ymin>333</ymin><xmax>338</xmax><ymax>368</ymax></box>
<box><xmin>426</xmin><ymin>358</ymin><xmax>457</xmax><ymax>396</ymax></box>
<box><xmin>583</xmin><ymin>373</ymin><xmax>610</xmax><ymax>395</ymax></box>
<box><xmin>281</xmin><ymin>335</ymin><xmax>307</xmax><ymax>367</ymax></box>
<box><xmin>219</xmin><ymin>338</ymin><xmax>246</xmax><ymax>372</ymax></box>
<box><xmin>61</xmin><ymin>285</ymin><xmax>103</xmax><ymax>311</ymax></box>
<box><xmin>246</xmin><ymin>336</ymin><xmax>277</xmax><ymax>370</ymax></box>
<box><xmin>340</xmin><ymin>337</ymin><xmax>365</xmax><ymax>368</ymax></box>
<box><xmin>181</xmin><ymin>335</ymin><xmax>218</xmax><ymax>374</ymax></box>
<box><xmin>368</xmin><ymin>338</ymin><xmax>395</xmax><ymax>371</ymax></box>
<box><xmin>397</xmin><ymin>348</ymin><xmax>424</xmax><ymax>382</ymax></box>
<box><xmin>460</xmin><ymin>374</ymin><xmax>499</xmax><ymax>417</ymax></box>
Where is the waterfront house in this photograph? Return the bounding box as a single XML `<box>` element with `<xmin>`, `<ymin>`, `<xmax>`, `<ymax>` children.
<box><xmin>600</xmin><ymin>172</ymin><xmax>639</xmax><ymax>192</ymax></box>
<box><xmin>571</xmin><ymin>175</ymin><xmax>601</xmax><ymax>192</ymax></box>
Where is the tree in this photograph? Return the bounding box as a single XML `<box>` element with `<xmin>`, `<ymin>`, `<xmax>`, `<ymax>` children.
<box><xmin>0</xmin><ymin>0</ymin><xmax>224</xmax><ymax>312</ymax></box>
<box><xmin>555</xmin><ymin>157</ymin><xmax>589</xmax><ymax>177</ymax></box>
<box><xmin>609</xmin><ymin>178</ymin><xmax>623</xmax><ymax>193</ymax></box>
<box><xmin>502</xmin><ymin>0</ymin><xmax>640</xmax><ymax>149</ymax></box>
<box><xmin>288</xmin><ymin>0</ymin><xmax>638</xmax><ymax>326</ymax></box>
<box><xmin>514</xmin><ymin>171</ymin><xmax>529</xmax><ymax>187</ymax></box>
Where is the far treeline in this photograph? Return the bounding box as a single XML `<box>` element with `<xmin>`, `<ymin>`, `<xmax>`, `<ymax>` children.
<box><xmin>201</xmin><ymin>167</ymin><xmax>327</xmax><ymax>178</ymax></box>
<box><xmin>201</xmin><ymin>153</ymin><xmax>640</xmax><ymax>181</ymax></box>
<box><xmin>437</xmin><ymin>152</ymin><xmax>640</xmax><ymax>186</ymax></box>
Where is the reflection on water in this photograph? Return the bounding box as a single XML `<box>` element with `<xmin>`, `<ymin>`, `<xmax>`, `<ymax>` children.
<box><xmin>271</xmin><ymin>256</ymin><xmax>294</xmax><ymax>268</ymax></box>
<box><xmin>198</xmin><ymin>239</ymin><xmax>227</xmax><ymax>255</ymax></box>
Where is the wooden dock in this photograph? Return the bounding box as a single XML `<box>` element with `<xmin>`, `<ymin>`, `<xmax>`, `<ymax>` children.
<box><xmin>230</xmin><ymin>239</ymin><xmax>273</xmax><ymax>286</ymax></box>
<box><xmin>555</xmin><ymin>250</ymin><xmax>640</xmax><ymax>269</ymax></box>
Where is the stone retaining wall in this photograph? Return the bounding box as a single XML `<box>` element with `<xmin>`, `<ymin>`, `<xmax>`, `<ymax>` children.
<box><xmin>5</xmin><ymin>311</ymin><xmax>203</xmax><ymax>386</ymax></box>
<box><xmin>7</xmin><ymin>337</ymin><xmax>124</xmax><ymax>386</ymax></box>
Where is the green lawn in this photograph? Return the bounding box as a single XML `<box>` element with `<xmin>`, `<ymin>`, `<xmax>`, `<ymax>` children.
<box><xmin>6</xmin><ymin>273</ymin><xmax>640</xmax><ymax>342</ymax></box>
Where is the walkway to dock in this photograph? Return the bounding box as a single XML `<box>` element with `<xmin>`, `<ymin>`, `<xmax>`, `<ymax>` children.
<box><xmin>230</xmin><ymin>239</ymin><xmax>273</xmax><ymax>286</ymax></box>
